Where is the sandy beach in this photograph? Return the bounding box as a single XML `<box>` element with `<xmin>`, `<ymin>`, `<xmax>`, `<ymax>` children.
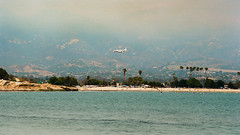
<box><xmin>78</xmin><ymin>86</ymin><xmax>240</xmax><ymax>93</ymax></box>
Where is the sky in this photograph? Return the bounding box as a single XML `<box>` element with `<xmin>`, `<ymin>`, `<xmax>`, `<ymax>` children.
<box><xmin>0</xmin><ymin>0</ymin><xmax>240</xmax><ymax>67</ymax></box>
<box><xmin>1</xmin><ymin>0</ymin><xmax>239</xmax><ymax>35</ymax></box>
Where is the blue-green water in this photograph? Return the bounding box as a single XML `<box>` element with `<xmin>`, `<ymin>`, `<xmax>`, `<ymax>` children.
<box><xmin>0</xmin><ymin>92</ymin><xmax>239</xmax><ymax>135</ymax></box>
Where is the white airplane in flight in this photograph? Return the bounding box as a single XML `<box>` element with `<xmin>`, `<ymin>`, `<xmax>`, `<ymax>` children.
<box><xmin>113</xmin><ymin>48</ymin><xmax>127</xmax><ymax>53</ymax></box>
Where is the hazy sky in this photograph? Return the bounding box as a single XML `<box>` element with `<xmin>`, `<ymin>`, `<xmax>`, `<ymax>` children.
<box><xmin>1</xmin><ymin>0</ymin><xmax>240</xmax><ymax>49</ymax></box>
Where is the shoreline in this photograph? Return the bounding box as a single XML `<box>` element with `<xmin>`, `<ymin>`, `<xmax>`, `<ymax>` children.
<box><xmin>77</xmin><ymin>87</ymin><xmax>240</xmax><ymax>93</ymax></box>
<box><xmin>1</xmin><ymin>80</ymin><xmax>240</xmax><ymax>93</ymax></box>
<box><xmin>0</xmin><ymin>87</ymin><xmax>239</xmax><ymax>93</ymax></box>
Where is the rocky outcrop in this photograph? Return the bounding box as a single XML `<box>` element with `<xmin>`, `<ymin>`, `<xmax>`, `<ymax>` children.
<box><xmin>0</xmin><ymin>80</ymin><xmax>78</xmax><ymax>91</ymax></box>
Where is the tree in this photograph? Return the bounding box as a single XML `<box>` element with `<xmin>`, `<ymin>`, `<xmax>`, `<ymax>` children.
<box><xmin>237</xmin><ymin>72</ymin><xmax>240</xmax><ymax>81</ymax></box>
<box><xmin>215</xmin><ymin>80</ymin><xmax>225</xmax><ymax>88</ymax></box>
<box><xmin>186</xmin><ymin>66</ymin><xmax>189</xmax><ymax>78</ymax></box>
<box><xmin>189</xmin><ymin>67</ymin><xmax>196</xmax><ymax>78</ymax></box>
<box><xmin>196</xmin><ymin>67</ymin><xmax>200</xmax><ymax>77</ymax></box>
<box><xmin>48</xmin><ymin>76</ymin><xmax>59</xmax><ymax>85</ymax></box>
<box><xmin>196</xmin><ymin>67</ymin><xmax>200</xmax><ymax>71</ymax></box>
<box><xmin>228</xmin><ymin>82</ymin><xmax>235</xmax><ymax>89</ymax></box>
<box><xmin>178</xmin><ymin>79</ymin><xmax>187</xmax><ymax>88</ymax></box>
<box><xmin>128</xmin><ymin>77</ymin><xmax>143</xmax><ymax>86</ymax></box>
<box><xmin>187</xmin><ymin>78</ymin><xmax>202</xmax><ymax>88</ymax></box>
<box><xmin>146</xmin><ymin>81</ymin><xmax>164</xmax><ymax>88</ymax></box>
<box><xmin>205</xmin><ymin>78</ymin><xmax>215</xmax><ymax>88</ymax></box>
<box><xmin>123</xmin><ymin>68</ymin><xmax>127</xmax><ymax>82</ymax></box>
<box><xmin>170</xmin><ymin>73</ymin><xmax>179</xmax><ymax>87</ymax></box>
<box><xmin>0</xmin><ymin>68</ymin><xmax>9</xmax><ymax>80</ymax></box>
<box><xmin>49</xmin><ymin>76</ymin><xmax>78</xmax><ymax>86</ymax></box>
<box><xmin>170</xmin><ymin>80</ymin><xmax>179</xmax><ymax>88</ymax></box>
<box><xmin>138</xmin><ymin>70</ymin><xmax>142</xmax><ymax>76</ymax></box>
<box><xmin>205</xmin><ymin>67</ymin><xmax>209</xmax><ymax>78</ymax></box>
<box><xmin>199</xmin><ymin>67</ymin><xmax>204</xmax><ymax>77</ymax></box>
<box><xmin>64</xmin><ymin>76</ymin><xmax>78</xmax><ymax>86</ymax></box>
<box><xmin>85</xmin><ymin>75</ymin><xmax>90</xmax><ymax>85</ymax></box>
<box><xmin>172</xmin><ymin>73</ymin><xmax>177</xmax><ymax>81</ymax></box>
<box><xmin>234</xmin><ymin>81</ymin><xmax>240</xmax><ymax>89</ymax></box>
<box><xmin>180</xmin><ymin>66</ymin><xmax>184</xmax><ymax>79</ymax></box>
<box><xmin>88</xmin><ymin>79</ymin><xmax>101</xmax><ymax>85</ymax></box>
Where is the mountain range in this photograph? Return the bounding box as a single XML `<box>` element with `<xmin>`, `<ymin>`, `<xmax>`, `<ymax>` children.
<box><xmin>1</xmin><ymin>31</ymin><xmax>240</xmax><ymax>79</ymax></box>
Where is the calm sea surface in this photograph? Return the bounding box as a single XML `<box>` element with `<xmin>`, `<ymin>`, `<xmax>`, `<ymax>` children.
<box><xmin>0</xmin><ymin>92</ymin><xmax>239</xmax><ymax>135</ymax></box>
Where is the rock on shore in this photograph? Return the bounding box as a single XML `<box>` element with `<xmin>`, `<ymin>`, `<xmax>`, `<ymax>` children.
<box><xmin>0</xmin><ymin>80</ymin><xmax>78</xmax><ymax>91</ymax></box>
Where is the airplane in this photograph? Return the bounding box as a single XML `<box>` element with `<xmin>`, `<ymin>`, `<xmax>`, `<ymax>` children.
<box><xmin>113</xmin><ymin>48</ymin><xmax>127</xmax><ymax>53</ymax></box>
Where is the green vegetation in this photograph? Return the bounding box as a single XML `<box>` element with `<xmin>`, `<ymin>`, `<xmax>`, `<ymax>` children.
<box><xmin>85</xmin><ymin>78</ymin><xmax>101</xmax><ymax>85</ymax></box>
<box><xmin>143</xmin><ymin>81</ymin><xmax>164</xmax><ymax>88</ymax></box>
<box><xmin>228</xmin><ymin>82</ymin><xmax>235</xmax><ymax>89</ymax></box>
<box><xmin>238</xmin><ymin>72</ymin><xmax>240</xmax><ymax>81</ymax></box>
<box><xmin>178</xmin><ymin>79</ymin><xmax>187</xmax><ymax>88</ymax></box>
<box><xmin>205</xmin><ymin>78</ymin><xmax>215</xmax><ymax>88</ymax></box>
<box><xmin>138</xmin><ymin>70</ymin><xmax>142</xmax><ymax>76</ymax></box>
<box><xmin>83</xmin><ymin>76</ymin><xmax>108</xmax><ymax>86</ymax></box>
<box><xmin>169</xmin><ymin>78</ymin><xmax>232</xmax><ymax>88</ymax></box>
<box><xmin>1</xmin><ymin>66</ymin><xmax>240</xmax><ymax>89</ymax></box>
<box><xmin>0</xmin><ymin>68</ymin><xmax>9</xmax><ymax>80</ymax></box>
<box><xmin>187</xmin><ymin>78</ymin><xmax>202</xmax><ymax>88</ymax></box>
<box><xmin>48</xmin><ymin>76</ymin><xmax>78</xmax><ymax>86</ymax></box>
<box><xmin>123</xmin><ymin>68</ymin><xmax>127</xmax><ymax>82</ymax></box>
<box><xmin>128</xmin><ymin>77</ymin><xmax>143</xmax><ymax>86</ymax></box>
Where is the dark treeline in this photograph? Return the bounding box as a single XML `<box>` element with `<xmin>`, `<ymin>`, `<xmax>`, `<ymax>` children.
<box><xmin>171</xmin><ymin>78</ymin><xmax>216</xmax><ymax>88</ymax></box>
<box><xmin>1</xmin><ymin>67</ymin><xmax>240</xmax><ymax>88</ymax></box>
<box><xmin>48</xmin><ymin>76</ymin><xmax>78</xmax><ymax>87</ymax></box>
<box><xmin>170</xmin><ymin>77</ymin><xmax>240</xmax><ymax>89</ymax></box>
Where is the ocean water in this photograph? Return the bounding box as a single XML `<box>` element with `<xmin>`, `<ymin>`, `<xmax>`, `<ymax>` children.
<box><xmin>0</xmin><ymin>92</ymin><xmax>239</xmax><ymax>135</ymax></box>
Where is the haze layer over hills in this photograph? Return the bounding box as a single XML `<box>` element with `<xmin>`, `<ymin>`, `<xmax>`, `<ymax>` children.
<box><xmin>1</xmin><ymin>0</ymin><xmax>240</xmax><ymax>78</ymax></box>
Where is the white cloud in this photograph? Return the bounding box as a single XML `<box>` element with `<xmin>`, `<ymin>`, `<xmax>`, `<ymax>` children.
<box><xmin>56</xmin><ymin>38</ymin><xmax>80</xmax><ymax>49</ymax></box>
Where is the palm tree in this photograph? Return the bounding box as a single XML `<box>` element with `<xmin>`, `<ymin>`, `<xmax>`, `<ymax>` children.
<box><xmin>172</xmin><ymin>73</ymin><xmax>177</xmax><ymax>81</ymax></box>
<box><xmin>196</xmin><ymin>67</ymin><xmax>199</xmax><ymax>77</ymax></box>
<box><xmin>237</xmin><ymin>72</ymin><xmax>240</xmax><ymax>81</ymax></box>
<box><xmin>180</xmin><ymin>66</ymin><xmax>184</xmax><ymax>79</ymax></box>
<box><xmin>205</xmin><ymin>67</ymin><xmax>208</xmax><ymax>78</ymax></box>
<box><xmin>138</xmin><ymin>70</ymin><xmax>142</xmax><ymax>76</ymax></box>
<box><xmin>192</xmin><ymin>67</ymin><xmax>196</xmax><ymax>77</ymax></box>
<box><xmin>123</xmin><ymin>68</ymin><xmax>127</xmax><ymax>82</ymax></box>
<box><xmin>186</xmin><ymin>66</ymin><xmax>189</xmax><ymax>78</ymax></box>
<box><xmin>189</xmin><ymin>67</ymin><xmax>193</xmax><ymax>78</ymax></box>
<box><xmin>199</xmin><ymin>67</ymin><xmax>204</xmax><ymax>78</ymax></box>
<box><xmin>86</xmin><ymin>75</ymin><xmax>90</xmax><ymax>85</ymax></box>
<box><xmin>196</xmin><ymin>67</ymin><xmax>199</xmax><ymax>71</ymax></box>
